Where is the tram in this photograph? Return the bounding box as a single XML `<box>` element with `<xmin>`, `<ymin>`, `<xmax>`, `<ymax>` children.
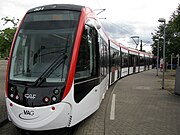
<box><xmin>5</xmin><ymin>4</ymin><xmax>153</xmax><ymax>131</ymax></box>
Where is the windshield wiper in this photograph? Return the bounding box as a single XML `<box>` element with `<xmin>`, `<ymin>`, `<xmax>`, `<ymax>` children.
<box><xmin>33</xmin><ymin>34</ymin><xmax>70</xmax><ymax>87</ymax></box>
<box><xmin>32</xmin><ymin>53</ymin><xmax>67</xmax><ymax>87</ymax></box>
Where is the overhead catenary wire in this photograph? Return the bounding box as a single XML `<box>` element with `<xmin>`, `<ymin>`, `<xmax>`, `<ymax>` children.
<box><xmin>94</xmin><ymin>0</ymin><xmax>134</xmax><ymax>36</ymax></box>
<box><xmin>94</xmin><ymin>1</ymin><xmax>138</xmax><ymax>48</ymax></box>
<box><xmin>104</xmin><ymin>19</ymin><xmax>133</xmax><ymax>35</ymax></box>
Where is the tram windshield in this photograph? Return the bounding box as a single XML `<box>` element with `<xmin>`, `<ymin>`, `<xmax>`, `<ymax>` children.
<box><xmin>10</xmin><ymin>10</ymin><xmax>80</xmax><ymax>83</ymax></box>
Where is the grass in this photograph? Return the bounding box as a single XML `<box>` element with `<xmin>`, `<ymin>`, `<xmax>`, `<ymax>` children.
<box><xmin>158</xmin><ymin>69</ymin><xmax>176</xmax><ymax>93</ymax></box>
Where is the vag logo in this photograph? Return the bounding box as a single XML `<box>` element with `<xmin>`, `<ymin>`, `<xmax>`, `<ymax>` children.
<box><xmin>24</xmin><ymin>94</ymin><xmax>36</xmax><ymax>99</ymax></box>
<box><xmin>23</xmin><ymin>110</ymin><xmax>34</xmax><ymax>116</ymax></box>
<box><xmin>19</xmin><ymin>110</ymin><xmax>39</xmax><ymax>120</ymax></box>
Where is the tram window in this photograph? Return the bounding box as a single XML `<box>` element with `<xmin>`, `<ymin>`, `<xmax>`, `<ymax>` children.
<box><xmin>100</xmin><ymin>39</ymin><xmax>108</xmax><ymax>76</ymax></box>
<box><xmin>150</xmin><ymin>58</ymin><xmax>152</xmax><ymax>65</ymax></box>
<box><xmin>129</xmin><ymin>54</ymin><xmax>137</xmax><ymax>67</ymax></box>
<box><xmin>122</xmin><ymin>52</ymin><xmax>128</xmax><ymax>68</ymax></box>
<box><xmin>137</xmin><ymin>55</ymin><xmax>139</xmax><ymax>66</ymax></box>
<box><xmin>146</xmin><ymin>57</ymin><xmax>149</xmax><ymax>66</ymax></box>
<box><xmin>139</xmin><ymin>56</ymin><xmax>145</xmax><ymax>66</ymax></box>
<box><xmin>75</xmin><ymin>25</ymin><xmax>98</xmax><ymax>80</ymax></box>
<box><xmin>118</xmin><ymin>50</ymin><xmax>121</xmax><ymax>68</ymax></box>
<box><xmin>135</xmin><ymin>55</ymin><xmax>138</xmax><ymax>66</ymax></box>
<box><xmin>129</xmin><ymin>54</ymin><xmax>133</xmax><ymax>67</ymax></box>
<box><xmin>111</xmin><ymin>48</ymin><xmax>120</xmax><ymax>69</ymax></box>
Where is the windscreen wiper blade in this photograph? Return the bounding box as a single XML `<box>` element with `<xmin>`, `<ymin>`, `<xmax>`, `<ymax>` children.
<box><xmin>32</xmin><ymin>53</ymin><xmax>67</xmax><ymax>87</ymax></box>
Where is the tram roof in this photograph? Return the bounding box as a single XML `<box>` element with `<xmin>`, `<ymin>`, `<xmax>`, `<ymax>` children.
<box><xmin>27</xmin><ymin>4</ymin><xmax>84</xmax><ymax>13</ymax></box>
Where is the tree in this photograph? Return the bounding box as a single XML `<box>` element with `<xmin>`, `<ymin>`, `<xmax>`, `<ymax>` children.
<box><xmin>151</xmin><ymin>4</ymin><xmax>180</xmax><ymax>63</ymax></box>
<box><xmin>0</xmin><ymin>17</ymin><xmax>19</xmax><ymax>58</ymax></box>
<box><xmin>0</xmin><ymin>27</ymin><xmax>16</xmax><ymax>58</ymax></box>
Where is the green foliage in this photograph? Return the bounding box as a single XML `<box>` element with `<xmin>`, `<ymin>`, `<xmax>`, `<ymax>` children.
<box><xmin>0</xmin><ymin>28</ymin><xmax>16</xmax><ymax>58</ymax></box>
<box><xmin>152</xmin><ymin>4</ymin><xmax>180</xmax><ymax>63</ymax></box>
<box><xmin>0</xmin><ymin>17</ymin><xmax>19</xmax><ymax>58</ymax></box>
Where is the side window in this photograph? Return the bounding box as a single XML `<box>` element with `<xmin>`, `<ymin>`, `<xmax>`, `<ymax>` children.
<box><xmin>100</xmin><ymin>39</ymin><xmax>108</xmax><ymax>76</ymax></box>
<box><xmin>135</xmin><ymin>55</ymin><xmax>138</xmax><ymax>66</ymax></box>
<box><xmin>129</xmin><ymin>54</ymin><xmax>136</xmax><ymax>67</ymax></box>
<box><xmin>122</xmin><ymin>52</ymin><xmax>128</xmax><ymax>68</ymax></box>
<box><xmin>110</xmin><ymin>48</ymin><xmax>119</xmax><ymax>69</ymax></box>
<box><xmin>122</xmin><ymin>52</ymin><xmax>125</xmax><ymax>68</ymax></box>
<box><xmin>129</xmin><ymin>54</ymin><xmax>132</xmax><ymax>67</ymax></box>
<box><xmin>75</xmin><ymin>25</ymin><xmax>98</xmax><ymax>80</ymax></box>
<box><xmin>139</xmin><ymin>56</ymin><xmax>144</xmax><ymax>66</ymax></box>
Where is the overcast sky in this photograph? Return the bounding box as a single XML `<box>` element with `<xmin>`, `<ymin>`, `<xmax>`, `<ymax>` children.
<box><xmin>0</xmin><ymin>0</ymin><xmax>179</xmax><ymax>52</ymax></box>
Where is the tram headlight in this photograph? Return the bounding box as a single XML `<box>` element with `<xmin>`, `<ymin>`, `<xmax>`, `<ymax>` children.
<box><xmin>51</xmin><ymin>96</ymin><xmax>57</xmax><ymax>102</ymax></box>
<box><xmin>43</xmin><ymin>96</ymin><xmax>50</xmax><ymax>103</ymax></box>
<box><xmin>10</xmin><ymin>87</ymin><xmax>14</xmax><ymax>91</ymax></box>
<box><xmin>15</xmin><ymin>95</ymin><xmax>20</xmax><ymax>100</ymax></box>
<box><xmin>53</xmin><ymin>89</ymin><xmax>60</xmax><ymax>95</ymax></box>
<box><xmin>9</xmin><ymin>85</ymin><xmax>16</xmax><ymax>100</ymax></box>
<box><xmin>10</xmin><ymin>86</ymin><xmax>16</xmax><ymax>92</ymax></box>
<box><xmin>10</xmin><ymin>94</ymin><xmax>14</xmax><ymax>98</ymax></box>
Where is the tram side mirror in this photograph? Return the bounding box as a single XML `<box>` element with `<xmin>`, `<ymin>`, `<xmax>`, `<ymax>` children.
<box><xmin>86</xmin><ymin>20</ymin><xmax>101</xmax><ymax>30</ymax></box>
<box><xmin>86</xmin><ymin>20</ymin><xmax>94</xmax><ymax>28</ymax></box>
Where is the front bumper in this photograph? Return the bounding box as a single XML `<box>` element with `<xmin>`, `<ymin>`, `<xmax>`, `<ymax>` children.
<box><xmin>6</xmin><ymin>98</ymin><xmax>71</xmax><ymax>131</ymax></box>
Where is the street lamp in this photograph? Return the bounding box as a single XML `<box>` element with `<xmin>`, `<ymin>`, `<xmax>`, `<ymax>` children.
<box><xmin>171</xmin><ymin>53</ymin><xmax>174</xmax><ymax>70</ymax></box>
<box><xmin>177</xmin><ymin>54</ymin><xmax>179</xmax><ymax>67</ymax></box>
<box><xmin>158</xmin><ymin>18</ymin><xmax>166</xmax><ymax>89</ymax></box>
<box><xmin>155</xmin><ymin>39</ymin><xmax>159</xmax><ymax>76</ymax></box>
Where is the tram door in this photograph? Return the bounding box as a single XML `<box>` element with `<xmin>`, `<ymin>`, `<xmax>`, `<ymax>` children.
<box><xmin>110</xmin><ymin>46</ymin><xmax>120</xmax><ymax>84</ymax></box>
<box><xmin>74</xmin><ymin>24</ymin><xmax>99</xmax><ymax>103</ymax></box>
